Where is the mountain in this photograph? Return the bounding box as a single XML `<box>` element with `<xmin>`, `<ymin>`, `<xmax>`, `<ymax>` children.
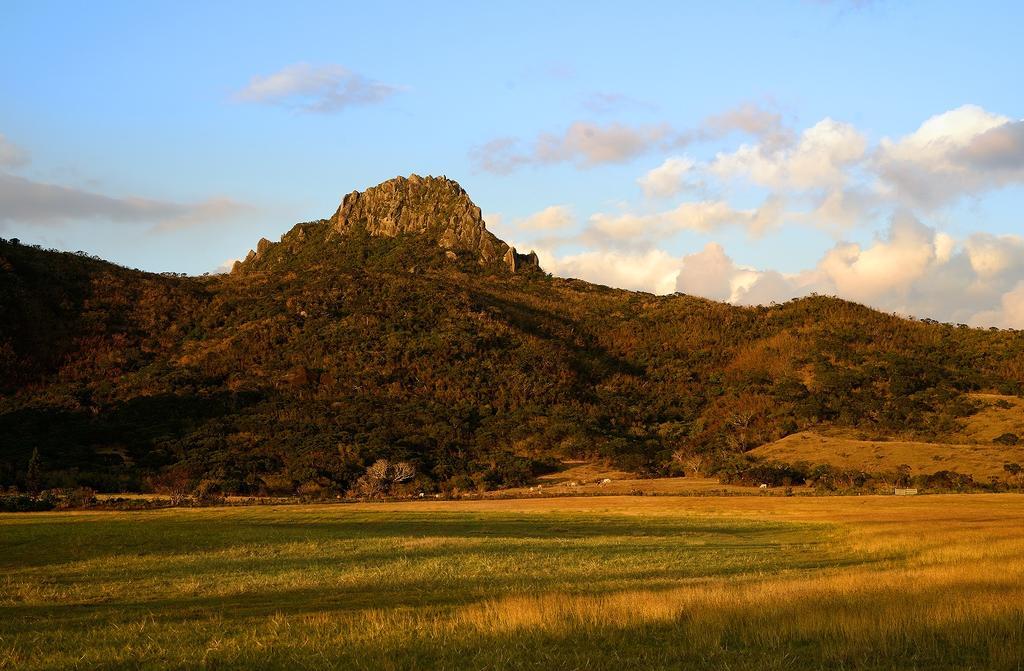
<box><xmin>233</xmin><ymin>175</ymin><xmax>540</xmax><ymax>276</ymax></box>
<box><xmin>2</xmin><ymin>175</ymin><xmax>1023</xmax><ymax>495</ymax></box>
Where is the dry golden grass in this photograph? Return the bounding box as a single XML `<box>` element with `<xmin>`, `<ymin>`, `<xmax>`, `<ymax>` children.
<box><xmin>346</xmin><ymin>495</ymin><xmax>1024</xmax><ymax>667</ymax></box>
<box><xmin>486</xmin><ymin>462</ymin><xmax>762</xmax><ymax>497</ymax></box>
<box><xmin>960</xmin><ymin>393</ymin><xmax>1024</xmax><ymax>442</ymax></box>
<box><xmin>3</xmin><ymin>495</ymin><xmax>1024</xmax><ymax>669</ymax></box>
<box><xmin>752</xmin><ymin>393</ymin><xmax>1024</xmax><ymax>481</ymax></box>
<box><xmin>751</xmin><ymin>430</ymin><xmax>1021</xmax><ymax>478</ymax></box>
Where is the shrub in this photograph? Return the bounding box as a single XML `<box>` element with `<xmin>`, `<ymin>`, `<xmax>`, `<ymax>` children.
<box><xmin>0</xmin><ymin>494</ymin><xmax>54</xmax><ymax>512</ymax></box>
<box><xmin>351</xmin><ymin>459</ymin><xmax>417</xmax><ymax>499</ymax></box>
<box><xmin>60</xmin><ymin>487</ymin><xmax>97</xmax><ymax>508</ymax></box>
<box><xmin>192</xmin><ymin>479</ymin><xmax>225</xmax><ymax>503</ymax></box>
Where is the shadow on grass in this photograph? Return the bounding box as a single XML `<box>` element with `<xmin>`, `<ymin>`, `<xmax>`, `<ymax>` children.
<box><xmin>0</xmin><ymin>510</ymin><xmax>906</xmax><ymax>643</ymax></box>
<box><xmin>1</xmin><ymin>512</ymin><xmax>835</xmax><ymax>569</ymax></box>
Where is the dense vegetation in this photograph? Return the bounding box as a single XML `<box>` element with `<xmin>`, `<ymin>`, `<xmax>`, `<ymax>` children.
<box><xmin>3</xmin><ymin>184</ymin><xmax>1024</xmax><ymax>496</ymax></box>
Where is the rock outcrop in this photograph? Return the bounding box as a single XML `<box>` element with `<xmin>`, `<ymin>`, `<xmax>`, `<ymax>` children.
<box><xmin>503</xmin><ymin>247</ymin><xmax>540</xmax><ymax>273</ymax></box>
<box><xmin>233</xmin><ymin>174</ymin><xmax>541</xmax><ymax>275</ymax></box>
<box><xmin>329</xmin><ymin>174</ymin><xmax>540</xmax><ymax>272</ymax></box>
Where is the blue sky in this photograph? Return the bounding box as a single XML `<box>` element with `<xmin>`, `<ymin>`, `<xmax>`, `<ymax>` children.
<box><xmin>2</xmin><ymin>1</ymin><xmax>1024</xmax><ymax>325</ymax></box>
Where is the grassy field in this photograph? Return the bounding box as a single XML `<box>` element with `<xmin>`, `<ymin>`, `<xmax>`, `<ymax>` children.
<box><xmin>751</xmin><ymin>393</ymin><xmax>1024</xmax><ymax>480</ymax></box>
<box><xmin>750</xmin><ymin>430</ymin><xmax>1023</xmax><ymax>479</ymax></box>
<box><xmin>3</xmin><ymin>496</ymin><xmax>1024</xmax><ymax>670</ymax></box>
<box><xmin>484</xmin><ymin>462</ymin><xmax>773</xmax><ymax>497</ymax></box>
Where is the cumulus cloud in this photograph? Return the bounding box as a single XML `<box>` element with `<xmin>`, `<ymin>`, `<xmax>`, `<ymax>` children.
<box><xmin>535</xmin><ymin>123</ymin><xmax>675</xmax><ymax>166</ymax></box>
<box><xmin>712</xmin><ymin>117</ymin><xmax>867</xmax><ymax>190</ymax></box>
<box><xmin>517</xmin><ymin>205</ymin><xmax>575</xmax><ymax>231</ymax></box>
<box><xmin>0</xmin><ymin>172</ymin><xmax>250</xmax><ymax>232</ymax></box>
<box><xmin>669</xmin><ymin>215</ymin><xmax>1024</xmax><ymax>327</ymax></box>
<box><xmin>674</xmin><ymin>242</ymin><xmax>743</xmax><ymax>301</ymax></box>
<box><xmin>587</xmin><ymin>200</ymin><xmax>755</xmax><ymax>243</ymax></box>
<box><xmin>976</xmin><ymin>282</ymin><xmax>1024</xmax><ymax>329</ymax></box>
<box><xmin>213</xmin><ymin>257</ymin><xmax>242</xmax><ymax>274</ymax></box>
<box><xmin>0</xmin><ymin>134</ymin><xmax>29</xmax><ymax>168</ymax></box>
<box><xmin>638</xmin><ymin>157</ymin><xmax>698</xmax><ymax>198</ymax></box>
<box><xmin>543</xmin><ymin>248</ymin><xmax>683</xmax><ymax>294</ymax></box>
<box><xmin>697</xmin><ymin>102</ymin><xmax>793</xmax><ymax>150</ymax></box>
<box><xmin>813</xmin><ymin>213</ymin><xmax>940</xmax><ymax>302</ymax></box>
<box><xmin>584</xmin><ymin>196</ymin><xmax>782</xmax><ymax>247</ymax></box>
<box><xmin>515</xmin><ymin>207</ymin><xmax>1024</xmax><ymax>327</ymax></box>
<box><xmin>234</xmin><ymin>63</ymin><xmax>399</xmax><ymax>113</ymax></box>
<box><xmin>490</xmin><ymin>104</ymin><xmax>1024</xmax><ymax>327</ymax></box>
<box><xmin>875</xmin><ymin>105</ymin><xmax>1024</xmax><ymax>208</ymax></box>
<box><xmin>964</xmin><ymin>233</ymin><xmax>1024</xmax><ymax>279</ymax></box>
<box><xmin>638</xmin><ymin>105</ymin><xmax>1024</xmax><ymax>231</ymax></box>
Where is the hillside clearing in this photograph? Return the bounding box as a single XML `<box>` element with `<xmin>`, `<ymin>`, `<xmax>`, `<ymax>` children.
<box><xmin>751</xmin><ymin>431</ymin><xmax>1022</xmax><ymax>479</ymax></box>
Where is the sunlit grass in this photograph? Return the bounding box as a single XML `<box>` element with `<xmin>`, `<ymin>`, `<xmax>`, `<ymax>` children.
<box><xmin>2</xmin><ymin>495</ymin><xmax>1023</xmax><ymax>669</ymax></box>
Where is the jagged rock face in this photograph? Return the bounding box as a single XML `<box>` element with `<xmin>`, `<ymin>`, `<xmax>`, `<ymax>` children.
<box><xmin>235</xmin><ymin>174</ymin><xmax>541</xmax><ymax>274</ymax></box>
<box><xmin>503</xmin><ymin>247</ymin><xmax>540</xmax><ymax>273</ymax></box>
<box><xmin>330</xmin><ymin>175</ymin><xmax>512</xmax><ymax>266</ymax></box>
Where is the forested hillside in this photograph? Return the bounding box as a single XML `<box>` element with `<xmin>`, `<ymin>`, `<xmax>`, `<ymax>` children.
<box><xmin>3</xmin><ymin>176</ymin><xmax>1023</xmax><ymax>495</ymax></box>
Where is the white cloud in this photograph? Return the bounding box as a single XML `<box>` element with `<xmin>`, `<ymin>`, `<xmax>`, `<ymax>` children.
<box><xmin>0</xmin><ymin>134</ymin><xmax>29</xmax><ymax>168</ymax></box>
<box><xmin>537</xmin><ymin>122</ymin><xmax>672</xmax><ymax>165</ymax></box>
<box><xmin>664</xmin><ymin>216</ymin><xmax>1024</xmax><ymax>327</ymax></box>
<box><xmin>629</xmin><ymin>105</ymin><xmax>1024</xmax><ymax>233</ymax></box>
<box><xmin>698</xmin><ymin>102</ymin><xmax>792</xmax><ymax>150</ymax></box>
<box><xmin>674</xmin><ymin>242</ymin><xmax>739</xmax><ymax>301</ymax></box>
<box><xmin>472</xmin><ymin>122</ymin><xmax>674</xmax><ymax>173</ymax></box>
<box><xmin>638</xmin><ymin>157</ymin><xmax>697</xmax><ymax>198</ymax></box>
<box><xmin>964</xmin><ymin>233</ymin><xmax>1024</xmax><ymax>279</ymax></box>
<box><xmin>488</xmin><ymin>104</ymin><xmax>1024</xmax><ymax>328</ymax></box>
<box><xmin>814</xmin><ymin>213</ymin><xmax>938</xmax><ymax>302</ymax></box>
<box><xmin>988</xmin><ymin>282</ymin><xmax>1024</xmax><ymax>329</ymax></box>
<box><xmin>0</xmin><ymin>172</ymin><xmax>250</xmax><ymax>232</ymax></box>
<box><xmin>213</xmin><ymin>257</ymin><xmax>242</xmax><ymax>274</ymax></box>
<box><xmin>584</xmin><ymin>197</ymin><xmax>781</xmax><ymax>246</ymax></box>
<box><xmin>712</xmin><ymin>117</ymin><xmax>866</xmax><ymax>190</ymax></box>
<box><xmin>588</xmin><ymin>200</ymin><xmax>748</xmax><ymax>242</ymax></box>
<box><xmin>471</xmin><ymin>101</ymin><xmax>787</xmax><ymax>174</ymax></box>
<box><xmin>517</xmin><ymin>205</ymin><xmax>574</xmax><ymax>231</ymax></box>
<box><xmin>234</xmin><ymin>63</ymin><xmax>399</xmax><ymax>113</ymax></box>
<box><xmin>875</xmin><ymin>105</ymin><xmax>1024</xmax><ymax>208</ymax></box>
<box><xmin>543</xmin><ymin>248</ymin><xmax>682</xmax><ymax>294</ymax></box>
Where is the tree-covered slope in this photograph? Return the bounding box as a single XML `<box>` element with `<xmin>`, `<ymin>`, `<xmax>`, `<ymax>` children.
<box><xmin>2</xmin><ymin>176</ymin><xmax>1023</xmax><ymax>494</ymax></box>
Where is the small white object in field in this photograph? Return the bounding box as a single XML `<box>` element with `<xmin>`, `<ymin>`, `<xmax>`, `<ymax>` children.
<box><xmin>759</xmin><ymin>483</ymin><xmax>768</xmax><ymax>489</ymax></box>
<box><xmin>599</xmin><ymin>478</ymin><xmax>612</xmax><ymax>485</ymax></box>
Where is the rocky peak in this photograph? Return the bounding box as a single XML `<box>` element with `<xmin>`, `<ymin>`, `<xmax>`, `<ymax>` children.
<box><xmin>329</xmin><ymin>174</ymin><xmax>540</xmax><ymax>272</ymax></box>
<box><xmin>233</xmin><ymin>175</ymin><xmax>541</xmax><ymax>275</ymax></box>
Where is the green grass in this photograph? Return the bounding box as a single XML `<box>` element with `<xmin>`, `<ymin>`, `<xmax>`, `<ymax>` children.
<box><xmin>1</xmin><ymin>498</ymin><xmax>1022</xmax><ymax>669</ymax></box>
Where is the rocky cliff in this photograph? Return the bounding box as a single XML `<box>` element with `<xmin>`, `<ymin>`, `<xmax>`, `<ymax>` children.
<box><xmin>235</xmin><ymin>175</ymin><xmax>541</xmax><ymax>274</ymax></box>
<box><xmin>329</xmin><ymin>174</ymin><xmax>539</xmax><ymax>272</ymax></box>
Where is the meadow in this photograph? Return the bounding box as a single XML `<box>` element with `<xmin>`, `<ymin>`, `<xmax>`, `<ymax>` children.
<box><xmin>2</xmin><ymin>495</ymin><xmax>1024</xmax><ymax>670</ymax></box>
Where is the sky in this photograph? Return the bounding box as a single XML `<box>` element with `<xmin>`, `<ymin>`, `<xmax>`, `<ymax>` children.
<box><xmin>2</xmin><ymin>1</ymin><xmax>1024</xmax><ymax>326</ymax></box>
